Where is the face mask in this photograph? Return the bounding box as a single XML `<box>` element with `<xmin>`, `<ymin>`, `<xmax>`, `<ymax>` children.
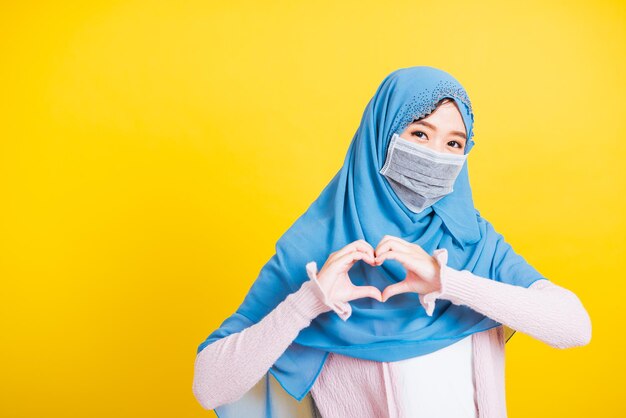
<box><xmin>379</xmin><ymin>132</ymin><xmax>468</xmax><ymax>213</ymax></box>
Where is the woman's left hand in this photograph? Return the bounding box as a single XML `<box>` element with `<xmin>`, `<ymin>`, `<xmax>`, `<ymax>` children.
<box><xmin>374</xmin><ymin>235</ymin><xmax>442</xmax><ymax>302</ymax></box>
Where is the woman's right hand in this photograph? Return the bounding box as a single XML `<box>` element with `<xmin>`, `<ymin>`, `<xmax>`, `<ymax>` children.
<box><xmin>316</xmin><ymin>240</ymin><xmax>383</xmax><ymax>303</ymax></box>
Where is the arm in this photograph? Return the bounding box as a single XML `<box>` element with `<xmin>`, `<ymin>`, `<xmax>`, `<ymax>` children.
<box><xmin>192</xmin><ymin>279</ymin><xmax>333</xmax><ymax>410</ymax></box>
<box><xmin>419</xmin><ymin>248</ymin><xmax>592</xmax><ymax>349</ymax></box>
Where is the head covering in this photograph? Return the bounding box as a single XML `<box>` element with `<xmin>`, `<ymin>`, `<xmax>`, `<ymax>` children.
<box><xmin>197</xmin><ymin>66</ymin><xmax>546</xmax><ymax>413</ymax></box>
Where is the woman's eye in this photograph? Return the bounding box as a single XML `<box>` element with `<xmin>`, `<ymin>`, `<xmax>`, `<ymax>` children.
<box><xmin>412</xmin><ymin>131</ymin><xmax>427</xmax><ymax>139</ymax></box>
<box><xmin>448</xmin><ymin>141</ymin><xmax>463</xmax><ymax>148</ymax></box>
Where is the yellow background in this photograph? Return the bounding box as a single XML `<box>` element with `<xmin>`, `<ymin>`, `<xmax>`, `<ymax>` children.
<box><xmin>1</xmin><ymin>0</ymin><xmax>623</xmax><ymax>417</ymax></box>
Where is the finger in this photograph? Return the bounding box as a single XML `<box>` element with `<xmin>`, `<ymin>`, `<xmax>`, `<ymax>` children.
<box><xmin>333</xmin><ymin>239</ymin><xmax>375</xmax><ymax>262</ymax></box>
<box><xmin>375</xmin><ymin>248</ymin><xmax>412</xmax><ymax>266</ymax></box>
<box><xmin>346</xmin><ymin>285</ymin><xmax>383</xmax><ymax>302</ymax></box>
<box><xmin>375</xmin><ymin>235</ymin><xmax>427</xmax><ymax>258</ymax></box>
<box><xmin>382</xmin><ymin>281</ymin><xmax>412</xmax><ymax>302</ymax></box>
<box><xmin>335</xmin><ymin>250</ymin><xmax>376</xmax><ymax>273</ymax></box>
<box><xmin>374</xmin><ymin>235</ymin><xmax>394</xmax><ymax>256</ymax></box>
<box><xmin>375</xmin><ymin>236</ymin><xmax>412</xmax><ymax>259</ymax></box>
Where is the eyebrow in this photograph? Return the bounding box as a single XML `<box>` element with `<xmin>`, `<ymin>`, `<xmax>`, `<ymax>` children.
<box><xmin>413</xmin><ymin>120</ymin><xmax>467</xmax><ymax>140</ymax></box>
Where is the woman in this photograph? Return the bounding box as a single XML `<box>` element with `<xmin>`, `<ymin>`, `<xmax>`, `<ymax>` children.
<box><xmin>192</xmin><ymin>66</ymin><xmax>592</xmax><ymax>418</ymax></box>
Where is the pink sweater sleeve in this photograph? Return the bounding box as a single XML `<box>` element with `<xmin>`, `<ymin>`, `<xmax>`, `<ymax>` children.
<box><xmin>192</xmin><ymin>278</ymin><xmax>335</xmax><ymax>410</ymax></box>
<box><xmin>419</xmin><ymin>248</ymin><xmax>592</xmax><ymax>349</ymax></box>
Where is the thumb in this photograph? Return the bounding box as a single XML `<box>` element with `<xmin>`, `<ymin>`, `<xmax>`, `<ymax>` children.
<box><xmin>347</xmin><ymin>285</ymin><xmax>383</xmax><ymax>302</ymax></box>
<box><xmin>381</xmin><ymin>281</ymin><xmax>411</xmax><ymax>302</ymax></box>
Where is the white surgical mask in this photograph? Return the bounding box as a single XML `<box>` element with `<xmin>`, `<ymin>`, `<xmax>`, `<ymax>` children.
<box><xmin>380</xmin><ymin>133</ymin><xmax>467</xmax><ymax>213</ymax></box>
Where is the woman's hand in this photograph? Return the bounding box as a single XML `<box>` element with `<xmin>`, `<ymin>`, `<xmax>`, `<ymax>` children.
<box><xmin>374</xmin><ymin>235</ymin><xmax>442</xmax><ymax>302</ymax></box>
<box><xmin>317</xmin><ymin>240</ymin><xmax>383</xmax><ymax>303</ymax></box>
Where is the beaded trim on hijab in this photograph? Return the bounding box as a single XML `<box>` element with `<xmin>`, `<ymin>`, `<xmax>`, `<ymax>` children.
<box><xmin>390</xmin><ymin>79</ymin><xmax>475</xmax><ymax>140</ymax></box>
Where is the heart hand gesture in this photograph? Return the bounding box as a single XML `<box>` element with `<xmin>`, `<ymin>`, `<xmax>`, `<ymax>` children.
<box><xmin>311</xmin><ymin>237</ymin><xmax>442</xmax><ymax>318</ymax></box>
<box><xmin>373</xmin><ymin>235</ymin><xmax>442</xmax><ymax>302</ymax></box>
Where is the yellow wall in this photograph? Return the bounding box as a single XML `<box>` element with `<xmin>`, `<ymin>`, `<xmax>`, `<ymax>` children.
<box><xmin>1</xmin><ymin>0</ymin><xmax>623</xmax><ymax>417</ymax></box>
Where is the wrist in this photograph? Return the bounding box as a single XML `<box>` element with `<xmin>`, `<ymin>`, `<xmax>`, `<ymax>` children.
<box><xmin>306</xmin><ymin>261</ymin><xmax>352</xmax><ymax>321</ymax></box>
<box><xmin>427</xmin><ymin>262</ymin><xmax>442</xmax><ymax>293</ymax></box>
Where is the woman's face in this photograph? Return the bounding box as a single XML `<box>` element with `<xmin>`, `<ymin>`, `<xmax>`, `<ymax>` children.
<box><xmin>399</xmin><ymin>100</ymin><xmax>467</xmax><ymax>155</ymax></box>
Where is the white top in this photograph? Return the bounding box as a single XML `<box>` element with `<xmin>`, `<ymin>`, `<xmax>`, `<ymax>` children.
<box><xmin>389</xmin><ymin>333</ymin><xmax>476</xmax><ymax>417</ymax></box>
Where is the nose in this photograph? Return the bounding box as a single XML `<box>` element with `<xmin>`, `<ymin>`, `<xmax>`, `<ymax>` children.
<box><xmin>424</xmin><ymin>142</ymin><xmax>447</xmax><ymax>154</ymax></box>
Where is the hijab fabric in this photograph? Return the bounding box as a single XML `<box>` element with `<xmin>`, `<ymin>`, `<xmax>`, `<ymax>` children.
<box><xmin>197</xmin><ymin>66</ymin><xmax>546</xmax><ymax>415</ymax></box>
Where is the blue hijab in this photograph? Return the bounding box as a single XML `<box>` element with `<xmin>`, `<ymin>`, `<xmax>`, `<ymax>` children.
<box><xmin>197</xmin><ymin>66</ymin><xmax>546</xmax><ymax>409</ymax></box>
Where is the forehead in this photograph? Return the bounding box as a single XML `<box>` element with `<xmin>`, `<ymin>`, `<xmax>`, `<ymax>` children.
<box><xmin>411</xmin><ymin>101</ymin><xmax>465</xmax><ymax>124</ymax></box>
<box><xmin>409</xmin><ymin>104</ymin><xmax>467</xmax><ymax>139</ymax></box>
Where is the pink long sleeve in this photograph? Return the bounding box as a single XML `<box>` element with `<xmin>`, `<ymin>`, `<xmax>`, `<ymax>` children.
<box><xmin>192</xmin><ymin>279</ymin><xmax>333</xmax><ymax>411</ymax></box>
<box><xmin>420</xmin><ymin>248</ymin><xmax>592</xmax><ymax>349</ymax></box>
<box><xmin>193</xmin><ymin>248</ymin><xmax>593</xmax><ymax>413</ymax></box>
